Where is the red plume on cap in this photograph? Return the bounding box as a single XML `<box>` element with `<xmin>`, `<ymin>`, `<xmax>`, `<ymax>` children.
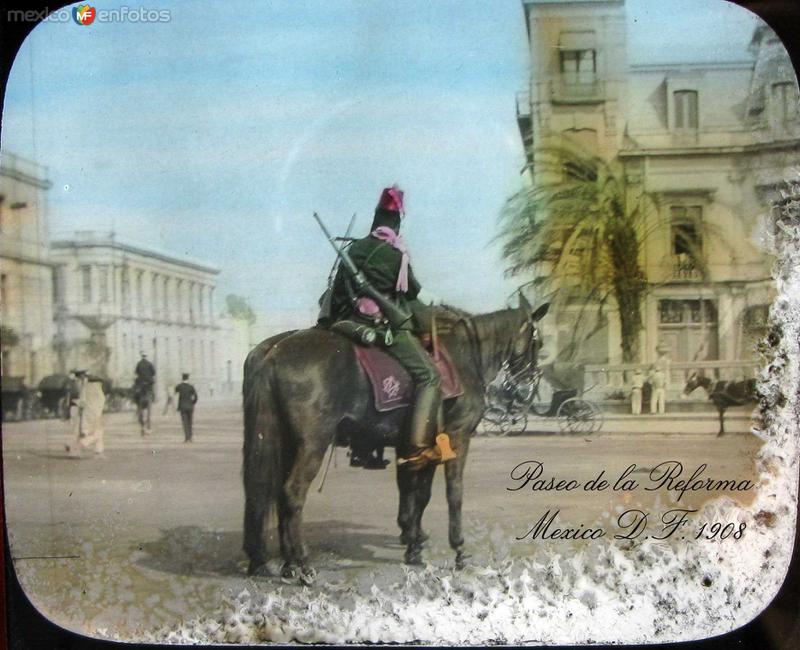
<box><xmin>377</xmin><ymin>185</ymin><xmax>405</xmax><ymax>214</ymax></box>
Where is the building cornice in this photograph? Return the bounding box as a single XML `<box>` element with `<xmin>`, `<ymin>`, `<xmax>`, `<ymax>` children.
<box><xmin>629</xmin><ymin>60</ymin><xmax>754</xmax><ymax>74</ymax></box>
<box><xmin>619</xmin><ymin>137</ymin><xmax>800</xmax><ymax>159</ymax></box>
<box><xmin>0</xmin><ymin>166</ymin><xmax>52</xmax><ymax>190</ymax></box>
<box><xmin>0</xmin><ymin>251</ymin><xmax>57</xmax><ymax>268</ymax></box>
<box><xmin>51</xmin><ymin>235</ymin><xmax>220</xmax><ymax>275</ymax></box>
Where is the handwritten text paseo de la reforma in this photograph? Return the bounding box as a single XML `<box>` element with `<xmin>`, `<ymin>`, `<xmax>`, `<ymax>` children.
<box><xmin>507</xmin><ymin>460</ymin><xmax>754</xmax><ymax>542</ymax></box>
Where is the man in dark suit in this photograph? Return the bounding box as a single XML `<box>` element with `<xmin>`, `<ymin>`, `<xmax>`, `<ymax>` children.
<box><xmin>175</xmin><ymin>373</ymin><xmax>198</xmax><ymax>442</ymax></box>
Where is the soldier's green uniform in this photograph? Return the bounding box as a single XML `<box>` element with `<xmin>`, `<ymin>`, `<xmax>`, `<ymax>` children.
<box><xmin>329</xmin><ymin>187</ymin><xmax>455</xmax><ymax>469</ymax></box>
<box><xmin>331</xmin><ymin>236</ymin><xmax>421</xmax><ymax>327</ymax></box>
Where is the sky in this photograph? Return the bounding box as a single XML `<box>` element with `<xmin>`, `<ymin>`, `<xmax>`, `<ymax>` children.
<box><xmin>0</xmin><ymin>0</ymin><xmax>765</xmax><ymax>334</ymax></box>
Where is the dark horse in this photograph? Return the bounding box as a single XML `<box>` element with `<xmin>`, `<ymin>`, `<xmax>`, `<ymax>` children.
<box><xmin>683</xmin><ymin>371</ymin><xmax>757</xmax><ymax>436</ymax></box>
<box><xmin>242</xmin><ymin>302</ymin><xmax>548</xmax><ymax>582</ymax></box>
<box><xmin>132</xmin><ymin>378</ymin><xmax>154</xmax><ymax>436</ymax></box>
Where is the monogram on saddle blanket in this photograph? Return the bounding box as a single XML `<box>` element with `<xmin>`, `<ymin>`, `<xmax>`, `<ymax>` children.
<box><xmin>354</xmin><ymin>342</ymin><xmax>463</xmax><ymax>412</ymax></box>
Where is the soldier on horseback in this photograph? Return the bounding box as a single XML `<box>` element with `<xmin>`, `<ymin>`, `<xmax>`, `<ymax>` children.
<box><xmin>327</xmin><ymin>186</ymin><xmax>456</xmax><ymax>470</ymax></box>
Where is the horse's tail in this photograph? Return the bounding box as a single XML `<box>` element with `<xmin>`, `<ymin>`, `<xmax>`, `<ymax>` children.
<box><xmin>242</xmin><ymin>352</ymin><xmax>288</xmax><ymax>566</ymax></box>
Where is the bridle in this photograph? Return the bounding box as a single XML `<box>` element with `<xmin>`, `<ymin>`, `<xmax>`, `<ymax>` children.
<box><xmin>450</xmin><ymin>307</ymin><xmax>541</xmax><ymax>393</ymax></box>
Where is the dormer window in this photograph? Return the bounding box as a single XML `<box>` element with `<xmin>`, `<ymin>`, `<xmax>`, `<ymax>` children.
<box><xmin>673</xmin><ymin>90</ymin><xmax>698</xmax><ymax>130</ymax></box>
<box><xmin>771</xmin><ymin>82</ymin><xmax>798</xmax><ymax>126</ymax></box>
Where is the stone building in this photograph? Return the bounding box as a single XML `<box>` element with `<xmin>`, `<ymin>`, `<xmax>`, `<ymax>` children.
<box><xmin>50</xmin><ymin>232</ymin><xmax>224</xmax><ymax>397</ymax></box>
<box><xmin>0</xmin><ymin>152</ymin><xmax>55</xmax><ymax>385</ymax></box>
<box><xmin>516</xmin><ymin>0</ymin><xmax>798</xmax><ymax>390</ymax></box>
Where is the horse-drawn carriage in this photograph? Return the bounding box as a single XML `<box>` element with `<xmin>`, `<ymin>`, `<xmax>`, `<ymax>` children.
<box><xmin>482</xmin><ymin>361</ymin><xmax>603</xmax><ymax>436</ymax></box>
<box><xmin>30</xmin><ymin>374</ymin><xmax>72</xmax><ymax>420</ymax></box>
<box><xmin>1</xmin><ymin>376</ymin><xmax>32</xmax><ymax>421</ymax></box>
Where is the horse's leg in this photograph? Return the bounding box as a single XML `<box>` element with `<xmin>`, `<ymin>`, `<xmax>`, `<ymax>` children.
<box><xmin>397</xmin><ymin>466</ymin><xmax>416</xmax><ymax>544</ymax></box>
<box><xmin>397</xmin><ymin>462</ymin><xmax>432</xmax><ymax>546</ymax></box>
<box><xmin>445</xmin><ymin>451</ymin><xmax>470</xmax><ymax>569</ymax></box>
<box><xmin>243</xmin><ymin>483</ymin><xmax>271</xmax><ymax>576</ymax></box>
<box><xmin>403</xmin><ymin>464</ymin><xmax>436</xmax><ymax>565</ymax></box>
<box><xmin>717</xmin><ymin>406</ymin><xmax>725</xmax><ymax>437</ymax></box>
<box><xmin>280</xmin><ymin>440</ymin><xmax>328</xmax><ymax>583</ymax></box>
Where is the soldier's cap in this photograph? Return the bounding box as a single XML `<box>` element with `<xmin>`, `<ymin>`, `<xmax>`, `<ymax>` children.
<box><xmin>70</xmin><ymin>369</ymin><xmax>88</xmax><ymax>376</ymax></box>
<box><xmin>377</xmin><ymin>185</ymin><xmax>404</xmax><ymax>215</ymax></box>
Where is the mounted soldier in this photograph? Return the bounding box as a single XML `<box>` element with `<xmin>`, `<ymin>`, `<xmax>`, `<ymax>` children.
<box><xmin>324</xmin><ymin>185</ymin><xmax>456</xmax><ymax>470</ymax></box>
<box><xmin>133</xmin><ymin>352</ymin><xmax>156</xmax><ymax>435</ymax></box>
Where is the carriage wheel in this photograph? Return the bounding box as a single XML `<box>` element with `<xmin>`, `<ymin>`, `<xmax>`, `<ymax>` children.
<box><xmin>556</xmin><ymin>398</ymin><xmax>599</xmax><ymax>434</ymax></box>
<box><xmin>483</xmin><ymin>406</ymin><xmax>528</xmax><ymax>437</ymax></box>
<box><xmin>482</xmin><ymin>406</ymin><xmax>514</xmax><ymax>436</ymax></box>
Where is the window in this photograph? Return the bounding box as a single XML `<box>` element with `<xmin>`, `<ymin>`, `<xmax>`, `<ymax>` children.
<box><xmin>771</xmin><ymin>82</ymin><xmax>798</xmax><ymax>125</ymax></box>
<box><xmin>162</xmin><ymin>277</ymin><xmax>169</xmax><ymax>317</ymax></box>
<box><xmin>189</xmin><ymin>283</ymin><xmax>195</xmax><ymax>324</ymax></box>
<box><xmin>81</xmin><ymin>265</ymin><xmax>92</xmax><ymax>303</ymax></box>
<box><xmin>674</xmin><ymin>90</ymin><xmax>698</xmax><ymax>130</ymax></box>
<box><xmin>136</xmin><ymin>272</ymin><xmax>144</xmax><ymax>313</ymax></box>
<box><xmin>658</xmin><ymin>299</ymin><xmax>719</xmax><ymax>362</ymax></box>
<box><xmin>98</xmin><ymin>265</ymin><xmax>109</xmax><ymax>303</ymax></box>
<box><xmin>560</xmin><ymin>49</ymin><xmax>596</xmax><ymax>86</ymax></box>
<box><xmin>121</xmin><ymin>267</ymin><xmax>130</xmax><ymax>311</ymax></box>
<box><xmin>151</xmin><ymin>274</ymin><xmax>159</xmax><ymax>318</ymax></box>
<box><xmin>670</xmin><ymin>205</ymin><xmax>703</xmax><ymax>279</ymax></box>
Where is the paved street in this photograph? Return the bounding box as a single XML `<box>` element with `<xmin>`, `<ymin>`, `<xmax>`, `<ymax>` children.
<box><xmin>2</xmin><ymin>401</ymin><xmax>763</xmax><ymax>640</ymax></box>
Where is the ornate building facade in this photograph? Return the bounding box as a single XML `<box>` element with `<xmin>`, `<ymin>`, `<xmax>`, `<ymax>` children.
<box><xmin>50</xmin><ymin>232</ymin><xmax>225</xmax><ymax>397</ymax></box>
<box><xmin>516</xmin><ymin>0</ymin><xmax>797</xmax><ymax>390</ymax></box>
<box><xmin>0</xmin><ymin>152</ymin><xmax>55</xmax><ymax>384</ymax></box>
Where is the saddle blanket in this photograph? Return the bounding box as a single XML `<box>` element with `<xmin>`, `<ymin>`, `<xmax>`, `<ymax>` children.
<box><xmin>354</xmin><ymin>344</ymin><xmax>464</xmax><ymax>413</ymax></box>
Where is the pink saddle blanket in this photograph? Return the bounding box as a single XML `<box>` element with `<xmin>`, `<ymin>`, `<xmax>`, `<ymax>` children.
<box><xmin>354</xmin><ymin>344</ymin><xmax>464</xmax><ymax>413</ymax></box>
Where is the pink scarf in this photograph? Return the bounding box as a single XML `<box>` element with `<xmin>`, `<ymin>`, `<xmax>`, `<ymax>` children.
<box><xmin>355</xmin><ymin>226</ymin><xmax>411</xmax><ymax>318</ymax></box>
<box><xmin>371</xmin><ymin>226</ymin><xmax>409</xmax><ymax>292</ymax></box>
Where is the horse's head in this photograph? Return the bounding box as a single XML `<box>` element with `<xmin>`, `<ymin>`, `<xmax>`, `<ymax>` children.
<box><xmin>508</xmin><ymin>300</ymin><xmax>549</xmax><ymax>372</ymax></box>
<box><xmin>684</xmin><ymin>371</ymin><xmax>709</xmax><ymax>395</ymax></box>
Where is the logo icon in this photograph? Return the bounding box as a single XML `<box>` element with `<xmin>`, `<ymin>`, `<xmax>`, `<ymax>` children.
<box><xmin>382</xmin><ymin>375</ymin><xmax>401</xmax><ymax>400</ymax></box>
<box><xmin>73</xmin><ymin>4</ymin><xmax>96</xmax><ymax>25</ymax></box>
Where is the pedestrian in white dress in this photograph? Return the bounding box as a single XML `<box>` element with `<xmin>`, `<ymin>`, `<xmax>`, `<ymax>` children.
<box><xmin>66</xmin><ymin>370</ymin><xmax>106</xmax><ymax>458</ymax></box>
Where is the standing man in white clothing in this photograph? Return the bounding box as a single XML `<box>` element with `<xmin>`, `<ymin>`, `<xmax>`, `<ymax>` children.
<box><xmin>66</xmin><ymin>370</ymin><xmax>106</xmax><ymax>458</ymax></box>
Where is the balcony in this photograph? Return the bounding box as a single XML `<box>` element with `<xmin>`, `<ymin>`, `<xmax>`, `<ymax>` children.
<box><xmin>550</xmin><ymin>78</ymin><xmax>605</xmax><ymax>104</ymax></box>
<box><xmin>515</xmin><ymin>90</ymin><xmax>533</xmax><ymax>160</ymax></box>
<box><xmin>670</xmin><ymin>253</ymin><xmax>703</xmax><ymax>282</ymax></box>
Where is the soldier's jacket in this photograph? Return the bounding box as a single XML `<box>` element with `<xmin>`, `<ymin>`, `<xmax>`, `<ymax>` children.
<box><xmin>331</xmin><ymin>235</ymin><xmax>422</xmax><ymax>328</ymax></box>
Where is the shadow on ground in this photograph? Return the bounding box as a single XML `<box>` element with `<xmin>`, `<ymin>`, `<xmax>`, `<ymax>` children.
<box><xmin>135</xmin><ymin>520</ymin><xmax>400</xmax><ymax>579</ymax></box>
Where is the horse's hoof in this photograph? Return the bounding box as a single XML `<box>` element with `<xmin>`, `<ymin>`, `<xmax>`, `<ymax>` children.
<box><xmin>299</xmin><ymin>565</ymin><xmax>317</xmax><ymax>586</ymax></box>
<box><xmin>455</xmin><ymin>551</ymin><xmax>471</xmax><ymax>571</ymax></box>
<box><xmin>404</xmin><ymin>547</ymin><xmax>424</xmax><ymax>566</ymax></box>
<box><xmin>280</xmin><ymin>562</ymin><xmax>298</xmax><ymax>581</ymax></box>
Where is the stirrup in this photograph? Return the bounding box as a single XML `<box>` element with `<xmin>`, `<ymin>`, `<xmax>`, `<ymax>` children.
<box><xmin>397</xmin><ymin>446</ymin><xmax>441</xmax><ymax>470</ymax></box>
<box><xmin>435</xmin><ymin>433</ymin><xmax>457</xmax><ymax>462</ymax></box>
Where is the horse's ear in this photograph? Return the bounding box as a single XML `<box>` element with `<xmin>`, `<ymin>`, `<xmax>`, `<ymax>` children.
<box><xmin>531</xmin><ymin>302</ymin><xmax>550</xmax><ymax>321</ymax></box>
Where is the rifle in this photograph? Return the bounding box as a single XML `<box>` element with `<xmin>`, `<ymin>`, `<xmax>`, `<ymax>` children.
<box><xmin>313</xmin><ymin>212</ymin><xmax>412</xmax><ymax>329</ymax></box>
<box><xmin>317</xmin><ymin>214</ymin><xmax>356</xmax><ymax>324</ymax></box>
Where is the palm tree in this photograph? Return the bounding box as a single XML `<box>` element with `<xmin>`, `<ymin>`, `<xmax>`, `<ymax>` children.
<box><xmin>498</xmin><ymin>145</ymin><xmax>663</xmax><ymax>364</ymax></box>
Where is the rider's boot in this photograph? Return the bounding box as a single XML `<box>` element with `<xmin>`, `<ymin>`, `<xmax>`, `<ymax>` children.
<box><xmin>397</xmin><ymin>387</ymin><xmax>456</xmax><ymax>470</ymax></box>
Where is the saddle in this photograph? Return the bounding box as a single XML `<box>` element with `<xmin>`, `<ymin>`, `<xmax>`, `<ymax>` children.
<box><xmin>354</xmin><ymin>343</ymin><xmax>463</xmax><ymax>412</ymax></box>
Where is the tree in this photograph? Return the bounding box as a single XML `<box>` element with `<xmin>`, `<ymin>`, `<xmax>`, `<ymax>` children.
<box><xmin>498</xmin><ymin>145</ymin><xmax>664</xmax><ymax>363</ymax></box>
<box><xmin>225</xmin><ymin>294</ymin><xmax>256</xmax><ymax>325</ymax></box>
